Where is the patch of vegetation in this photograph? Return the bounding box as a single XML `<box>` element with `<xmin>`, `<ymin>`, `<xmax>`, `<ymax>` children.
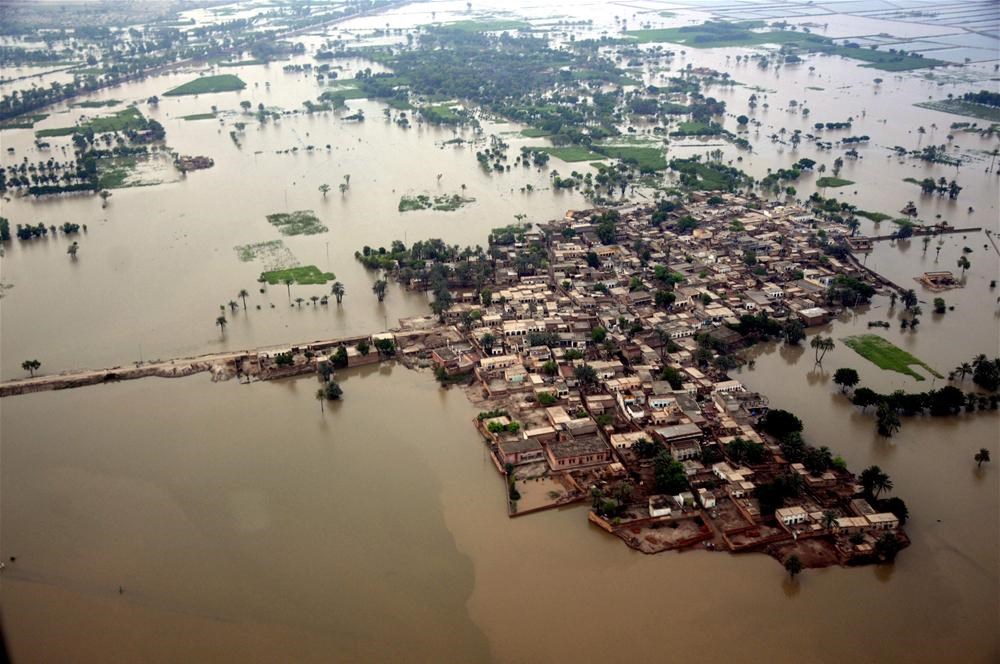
<box><xmin>816</xmin><ymin>176</ymin><xmax>854</xmax><ymax>188</ymax></box>
<box><xmin>521</xmin><ymin>128</ymin><xmax>551</xmax><ymax>138</ymax></box>
<box><xmin>73</xmin><ymin>99</ymin><xmax>121</xmax><ymax>108</ymax></box>
<box><xmin>234</xmin><ymin>239</ymin><xmax>295</xmax><ymax>268</ymax></box>
<box><xmin>669</xmin><ymin>157</ymin><xmax>750</xmax><ymax>191</ymax></box>
<box><xmin>538</xmin><ymin>146</ymin><xmax>605</xmax><ymax>162</ymax></box>
<box><xmin>856</xmin><ymin>209</ymin><xmax>891</xmax><ymax>222</ymax></box>
<box><xmin>595</xmin><ymin>145</ymin><xmax>667</xmax><ymax>172</ymax></box>
<box><xmin>260</xmin><ymin>265</ymin><xmax>335</xmax><ymax>285</ymax></box>
<box><xmin>266</xmin><ymin>210</ymin><xmax>327</xmax><ymax>236</ymax></box>
<box><xmin>398</xmin><ymin>193</ymin><xmax>476</xmax><ymax>212</ymax></box>
<box><xmin>96</xmin><ymin>156</ymin><xmax>138</xmax><ymax>189</ymax></box>
<box><xmin>180</xmin><ymin>112</ymin><xmax>217</xmax><ymax>121</ymax></box>
<box><xmin>36</xmin><ymin>107</ymin><xmax>149</xmax><ymax>138</ymax></box>
<box><xmin>163</xmin><ymin>74</ymin><xmax>246</xmax><ymax>97</ymax></box>
<box><xmin>670</xmin><ymin>120</ymin><xmax>724</xmax><ymax>137</ymax></box>
<box><xmin>914</xmin><ymin>99</ymin><xmax>1000</xmax><ymax>123</ymax></box>
<box><xmin>626</xmin><ymin>21</ymin><xmax>945</xmax><ymax>71</ymax></box>
<box><xmin>843</xmin><ymin>334</ymin><xmax>942</xmax><ymax>381</ymax></box>
<box><xmin>0</xmin><ymin>113</ymin><xmax>47</xmax><ymax>129</ymax></box>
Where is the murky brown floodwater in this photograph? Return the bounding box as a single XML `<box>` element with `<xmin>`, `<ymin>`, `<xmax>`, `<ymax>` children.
<box><xmin>2</xmin><ymin>1</ymin><xmax>998</xmax><ymax>662</ymax></box>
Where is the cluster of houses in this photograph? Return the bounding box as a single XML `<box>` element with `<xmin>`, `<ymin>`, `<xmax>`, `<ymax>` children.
<box><xmin>374</xmin><ymin>194</ymin><xmax>905</xmax><ymax>562</ymax></box>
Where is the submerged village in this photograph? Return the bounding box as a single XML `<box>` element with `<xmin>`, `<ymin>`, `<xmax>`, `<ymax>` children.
<box><xmin>377</xmin><ymin>193</ymin><xmax>915</xmax><ymax>570</ymax></box>
<box><xmin>214</xmin><ymin>191</ymin><xmax>920</xmax><ymax>570</ymax></box>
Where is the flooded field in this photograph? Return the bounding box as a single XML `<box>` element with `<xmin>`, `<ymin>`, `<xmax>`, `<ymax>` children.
<box><xmin>1</xmin><ymin>1</ymin><xmax>998</xmax><ymax>662</ymax></box>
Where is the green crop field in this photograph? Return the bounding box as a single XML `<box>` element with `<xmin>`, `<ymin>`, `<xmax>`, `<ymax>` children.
<box><xmin>843</xmin><ymin>334</ymin><xmax>943</xmax><ymax>381</ymax></box>
<box><xmin>595</xmin><ymin>146</ymin><xmax>667</xmax><ymax>172</ymax></box>
<box><xmin>260</xmin><ymin>266</ymin><xmax>335</xmax><ymax>285</ymax></box>
<box><xmin>816</xmin><ymin>177</ymin><xmax>854</xmax><ymax>188</ymax></box>
<box><xmin>266</xmin><ymin>210</ymin><xmax>327</xmax><ymax>236</ymax></box>
<box><xmin>164</xmin><ymin>74</ymin><xmax>246</xmax><ymax>96</ymax></box>
<box><xmin>35</xmin><ymin>107</ymin><xmax>147</xmax><ymax>137</ymax></box>
<box><xmin>538</xmin><ymin>146</ymin><xmax>605</xmax><ymax>162</ymax></box>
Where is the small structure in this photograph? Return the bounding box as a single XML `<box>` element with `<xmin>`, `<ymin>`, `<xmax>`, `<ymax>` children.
<box><xmin>917</xmin><ymin>271</ymin><xmax>960</xmax><ymax>291</ymax></box>
<box><xmin>648</xmin><ymin>495</ymin><xmax>672</xmax><ymax>518</ymax></box>
<box><xmin>775</xmin><ymin>505</ymin><xmax>808</xmax><ymax>527</ymax></box>
<box><xmin>798</xmin><ymin>307</ymin><xmax>830</xmax><ymax>327</ymax></box>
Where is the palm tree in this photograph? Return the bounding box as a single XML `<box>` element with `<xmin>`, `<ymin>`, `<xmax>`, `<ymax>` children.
<box><xmin>822</xmin><ymin>510</ymin><xmax>837</xmax><ymax>531</ymax></box>
<box><xmin>876</xmin><ymin>402</ymin><xmax>901</xmax><ymax>437</ymax></box>
<box><xmin>21</xmin><ymin>359</ymin><xmax>41</xmax><ymax>377</ymax></box>
<box><xmin>238</xmin><ymin>289</ymin><xmax>249</xmax><ymax>310</ymax></box>
<box><xmin>810</xmin><ymin>335</ymin><xmax>834</xmax><ymax>365</ymax></box>
<box><xmin>284</xmin><ymin>278</ymin><xmax>294</xmax><ymax>301</ymax></box>
<box><xmin>99</xmin><ymin>190</ymin><xmax>112</xmax><ymax>208</ymax></box>
<box><xmin>372</xmin><ymin>279</ymin><xmax>388</xmax><ymax>302</ymax></box>
<box><xmin>860</xmin><ymin>465</ymin><xmax>893</xmax><ymax>499</ymax></box>
<box><xmin>228</xmin><ymin>300</ymin><xmax>239</xmax><ymax>313</ymax></box>
<box><xmin>974</xmin><ymin>448</ymin><xmax>990</xmax><ymax>468</ymax></box>
<box><xmin>957</xmin><ymin>254</ymin><xmax>970</xmax><ymax>277</ymax></box>
<box><xmin>216</xmin><ymin>315</ymin><xmax>228</xmax><ymax>337</ymax></box>
<box><xmin>900</xmin><ymin>289</ymin><xmax>918</xmax><ymax>310</ymax></box>
<box><xmin>319</xmin><ymin>183</ymin><xmax>331</xmax><ymax>198</ymax></box>
<box><xmin>316</xmin><ymin>388</ymin><xmax>326</xmax><ymax>413</ymax></box>
<box><xmin>310</xmin><ymin>295</ymin><xmax>319</xmax><ymax>306</ymax></box>
<box><xmin>295</xmin><ymin>297</ymin><xmax>304</xmax><ymax>308</ymax></box>
<box><xmin>331</xmin><ymin>281</ymin><xmax>345</xmax><ymax>304</ymax></box>
<box><xmin>956</xmin><ymin>362</ymin><xmax>973</xmax><ymax>381</ymax></box>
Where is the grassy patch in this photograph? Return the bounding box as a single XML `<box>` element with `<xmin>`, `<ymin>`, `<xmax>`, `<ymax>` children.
<box><xmin>260</xmin><ymin>265</ymin><xmax>335</xmax><ymax>285</ymax></box>
<box><xmin>626</xmin><ymin>22</ymin><xmax>945</xmax><ymax>71</ymax></box>
<box><xmin>180</xmin><ymin>112</ymin><xmax>217</xmax><ymax>121</ymax></box>
<box><xmin>73</xmin><ymin>99</ymin><xmax>122</xmax><ymax>108</ymax></box>
<box><xmin>914</xmin><ymin>99</ymin><xmax>1000</xmax><ymax>123</ymax></box>
<box><xmin>857</xmin><ymin>210</ymin><xmax>891</xmax><ymax>222</ymax></box>
<box><xmin>670</xmin><ymin>120</ymin><xmax>724</xmax><ymax>137</ymax></box>
<box><xmin>842</xmin><ymin>334</ymin><xmax>942</xmax><ymax>381</ymax></box>
<box><xmin>266</xmin><ymin>210</ymin><xmax>328</xmax><ymax>236</ymax></box>
<box><xmin>521</xmin><ymin>128</ymin><xmax>551</xmax><ymax>138</ymax></box>
<box><xmin>35</xmin><ymin>107</ymin><xmax>146</xmax><ymax>137</ymax></box>
<box><xmin>595</xmin><ymin>145</ymin><xmax>667</xmax><ymax>171</ymax></box>
<box><xmin>816</xmin><ymin>176</ymin><xmax>854</xmax><ymax>187</ymax></box>
<box><xmin>537</xmin><ymin>146</ymin><xmax>605</xmax><ymax>162</ymax></box>
<box><xmin>163</xmin><ymin>74</ymin><xmax>246</xmax><ymax>96</ymax></box>
<box><xmin>96</xmin><ymin>156</ymin><xmax>138</xmax><ymax>189</ymax></box>
<box><xmin>0</xmin><ymin>113</ymin><xmax>48</xmax><ymax>130</ymax></box>
<box><xmin>398</xmin><ymin>193</ymin><xmax>476</xmax><ymax>212</ymax></box>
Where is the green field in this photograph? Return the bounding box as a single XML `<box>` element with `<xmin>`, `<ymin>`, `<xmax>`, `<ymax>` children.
<box><xmin>856</xmin><ymin>210</ymin><xmax>891</xmax><ymax>222</ymax></box>
<box><xmin>266</xmin><ymin>210</ymin><xmax>327</xmax><ymax>236</ymax></box>
<box><xmin>521</xmin><ymin>128</ymin><xmax>551</xmax><ymax>138</ymax></box>
<box><xmin>596</xmin><ymin>146</ymin><xmax>667</xmax><ymax>171</ymax></box>
<box><xmin>398</xmin><ymin>193</ymin><xmax>476</xmax><ymax>212</ymax></box>
<box><xmin>180</xmin><ymin>112</ymin><xmax>217</xmax><ymax>121</ymax></box>
<box><xmin>670</xmin><ymin>120</ymin><xmax>724</xmax><ymax>137</ymax></box>
<box><xmin>73</xmin><ymin>99</ymin><xmax>122</xmax><ymax>108</ymax></box>
<box><xmin>816</xmin><ymin>176</ymin><xmax>854</xmax><ymax>188</ymax></box>
<box><xmin>538</xmin><ymin>146</ymin><xmax>605</xmax><ymax>162</ymax></box>
<box><xmin>842</xmin><ymin>334</ymin><xmax>943</xmax><ymax>381</ymax></box>
<box><xmin>914</xmin><ymin>99</ymin><xmax>1000</xmax><ymax>123</ymax></box>
<box><xmin>627</xmin><ymin>22</ymin><xmax>945</xmax><ymax>71</ymax></box>
<box><xmin>1</xmin><ymin>113</ymin><xmax>48</xmax><ymax>130</ymax></box>
<box><xmin>260</xmin><ymin>266</ymin><xmax>335</xmax><ymax>285</ymax></box>
<box><xmin>163</xmin><ymin>74</ymin><xmax>246</xmax><ymax>96</ymax></box>
<box><xmin>35</xmin><ymin>107</ymin><xmax>146</xmax><ymax>137</ymax></box>
<box><xmin>96</xmin><ymin>156</ymin><xmax>139</xmax><ymax>189</ymax></box>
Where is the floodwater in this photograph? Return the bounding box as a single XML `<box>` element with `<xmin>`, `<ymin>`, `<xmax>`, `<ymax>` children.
<box><xmin>2</xmin><ymin>2</ymin><xmax>999</xmax><ymax>662</ymax></box>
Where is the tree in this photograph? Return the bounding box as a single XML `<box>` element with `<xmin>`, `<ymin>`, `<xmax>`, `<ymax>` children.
<box><xmin>822</xmin><ymin>510</ymin><xmax>837</xmax><ymax>531</ymax></box>
<box><xmin>316</xmin><ymin>388</ymin><xmax>326</xmax><ymax>413</ymax></box>
<box><xmin>324</xmin><ymin>380</ymin><xmax>343</xmax><ymax>400</ymax></box>
<box><xmin>481</xmin><ymin>333</ymin><xmax>496</xmax><ymax>353</ymax></box>
<box><xmin>851</xmin><ymin>387</ymin><xmax>880</xmax><ymax>411</ymax></box>
<box><xmin>216</xmin><ymin>315</ymin><xmax>228</xmax><ymax>337</ymax></box>
<box><xmin>760</xmin><ymin>409</ymin><xmax>803</xmax><ymax>439</ymax></box>
<box><xmin>810</xmin><ymin>335</ymin><xmax>834</xmax><ymax>365</ymax></box>
<box><xmin>295</xmin><ymin>297</ymin><xmax>304</xmax><ymax>308</ymax></box>
<box><xmin>67</xmin><ymin>241</ymin><xmax>79</xmax><ymax>259</ymax></box>
<box><xmin>860</xmin><ymin>465</ymin><xmax>893</xmax><ymax>500</ymax></box>
<box><xmin>875</xmin><ymin>402</ymin><xmax>901</xmax><ymax>437</ymax></box>
<box><xmin>975</xmin><ymin>448</ymin><xmax>991</xmax><ymax>468</ymax></box>
<box><xmin>331</xmin><ymin>281</ymin><xmax>345</xmax><ymax>304</ymax></box>
<box><xmin>653</xmin><ymin>451</ymin><xmax>688</xmax><ymax>494</ymax></box>
<box><xmin>957</xmin><ymin>255</ymin><xmax>970</xmax><ymax>277</ymax></box>
<box><xmin>783</xmin><ymin>319</ymin><xmax>805</xmax><ymax>345</ymax></box>
<box><xmin>784</xmin><ymin>555</ymin><xmax>804</xmax><ymax>579</ymax></box>
<box><xmin>833</xmin><ymin>368</ymin><xmax>860</xmax><ymax>393</ymax></box>
<box><xmin>875</xmin><ymin>532</ymin><xmax>902</xmax><ymax>562</ymax></box>
<box><xmin>591</xmin><ymin>326</ymin><xmax>607</xmax><ymax>343</ymax></box>
<box><xmin>99</xmin><ymin>189</ymin><xmax>112</xmax><ymax>208</ymax></box>
<box><xmin>284</xmin><ymin>278</ymin><xmax>294</xmax><ymax>301</ymax></box>
<box><xmin>900</xmin><ymin>289</ymin><xmax>918</xmax><ymax>311</ymax></box>
<box><xmin>238</xmin><ymin>289</ymin><xmax>249</xmax><ymax>310</ymax></box>
<box><xmin>373</xmin><ymin>279</ymin><xmax>388</xmax><ymax>302</ymax></box>
<box><xmin>374</xmin><ymin>338</ymin><xmax>396</xmax><ymax>357</ymax></box>
<box><xmin>21</xmin><ymin>359</ymin><xmax>41</xmax><ymax>377</ymax></box>
<box><xmin>319</xmin><ymin>183</ymin><xmax>331</xmax><ymax>197</ymax></box>
<box><xmin>574</xmin><ymin>364</ymin><xmax>598</xmax><ymax>392</ymax></box>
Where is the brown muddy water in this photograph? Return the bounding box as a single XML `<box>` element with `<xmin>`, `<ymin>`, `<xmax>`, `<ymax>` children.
<box><xmin>1</xmin><ymin>2</ymin><xmax>998</xmax><ymax>661</ymax></box>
